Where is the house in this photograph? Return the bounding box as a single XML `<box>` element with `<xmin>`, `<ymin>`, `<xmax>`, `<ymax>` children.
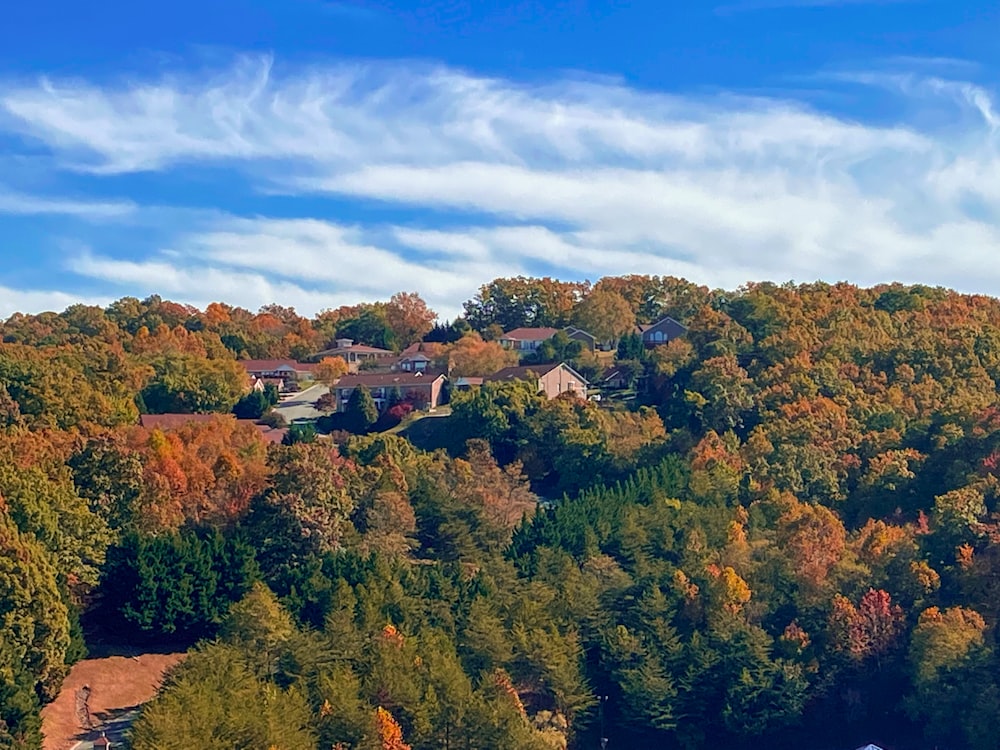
<box><xmin>498</xmin><ymin>327</ymin><xmax>561</xmax><ymax>353</ymax></box>
<box><xmin>485</xmin><ymin>362</ymin><xmax>589</xmax><ymax>400</ymax></box>
<box><xmin>453</xmin><ymin>376</ymin><xmax>484</xmax><ymax>391</ymax></box>
<box><xmin>250</xmin><ymin>375</ymin><xmax>287</xmax><ymax>393</ymax></box>
<box><xmin>313</xmin><ymin>339</ymin><xmax>396</xmax><ymax>371</ymax></box>
<box><xmin>601</xmin><ymin>365</ymin><xmax>630</xmax><ymax>390</ymax></box>
<box><xmin>239</xmin><ymin>359</ymin><xmax>317</xmax><ymax>383</ymax></box>
<box><xmin>563</xmin><ymin>326</ymin><xmax>597</xmax><ymax>352</ymax></box>
<box><xmin>638</xmin><ymin>316</ymin><xmax>687</xmax><ymax>347</ymax></box>
<box><xmin>396</xmin><ymin>352</ymin><xmax>434</xmax><ymax>373</ymax></box>
<box><xmin>333</xmin><ymin>371</ymin><xmax>447</xmax><ymax>412</ymax></box>
<box><xmin>237</xmin><ymin>419</ymin><xmax>289</xmax><ymax>445</ymax></box>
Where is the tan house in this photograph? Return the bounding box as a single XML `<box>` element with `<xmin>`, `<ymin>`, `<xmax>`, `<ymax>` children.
<box><xmin>314</xmin><ymin>339</ymin><xmax>396</xmax><ymax>371</ymax></box>
<box><xmin>638</xmin><ymin>317</ymin><xmax>687</xmax><ymax>347</ymax></box>
<box><xmin>333</xmin><ymin>371</ymin><xmax>446</xmax><ymax>412</ymax></box>
<box><xmin>485</xmin><ymin>362</ymin><xmax>589</xmax><ymax>400</ymax></box>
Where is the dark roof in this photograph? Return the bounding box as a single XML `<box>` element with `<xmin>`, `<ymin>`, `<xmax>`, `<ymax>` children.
<box><xmin>139</xmin><ymin>413</ymin><xmax>234</xmax><ymax>430</ymax></box>
<box><xmin>335</xmin><ymin>371</ymin><xmax>445</xmax><ymax>389</ymax></box>
<box><xmin>238</xmin><ymin>420</ymin><xmax>289</xmax><ymax>444</ymax></box>
<box><xmin>639</xmin><ymin>316</ymin><xmax>687</xmax><ymax>338</ymax></box>
<box><xmin>484</xmin><ymin>363</ymin><xmax>560</xmax><ymax>382</ymax></box>
<box><xmin>240</xmin><ymin>359</ymin><xmax>317</xmax><ymax>372</ymax></box>
<box><xmin>500</xmin><ymin>327</ymin><xmax>560</xmax><ymax>341</ymax></box>
<box><xmin>564</xmin><ymin>326</ymin><xmax>596</xmax><ymax>340</ymax></box>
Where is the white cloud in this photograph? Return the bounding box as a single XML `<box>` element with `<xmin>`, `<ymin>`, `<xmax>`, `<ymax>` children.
<box><xmin>2</xmin><ymin>54</ymin><xmax>1000</xmax><ymax>312</ymax></box>
<box><xmin>0</xmin><ymin>286</ymin><xmax>110</xmax><ymax>319</ymax></box>
<box><xmin>0</xmin><ymin>189</ymin><xmax>134</xmax><ymax>218</ymax></box>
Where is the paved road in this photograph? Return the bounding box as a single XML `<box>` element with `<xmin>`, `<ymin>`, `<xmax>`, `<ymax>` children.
<box><xmin>71</xmin><ymin>708</ymin><xmax>140</xmax><ymax>749</ymax></box>
<box><xmin>273</xmin><ymin>383</ymin><xmax>329</xmax><ymax>423</ymax></box>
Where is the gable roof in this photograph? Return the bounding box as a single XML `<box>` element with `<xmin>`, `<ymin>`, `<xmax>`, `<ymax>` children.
<box><xmin>499</xmin><ymin>327</ymin><xmax>561</xmax><ymax>342</ymax></box>
<box><xmin>485</xmin><ymin>362</ymin><xmax>590</xmax><ymax>387</ymax></box>
<box><xmin>639</xmin><ymin>316</ymin><xmax>687</xmax><ymax>338</ymax></box>
<box><xmin>484</xmin><ymin>363</ymin><xmax>562</xmax><ymax>382</ymax></box>
<box><xmin>563</xmin><ymin>326</ymin><xmax>596</xmax><ymax>341</ymax></box>
<box><xmin>139</xmin><ymin>413</ymin><xmax>234</xmax><ymax>430</ymax></box>
<box><xmin>335</xmin><ymin>371</ymin><xmax>445</xmax><ymax>390</ymax></box>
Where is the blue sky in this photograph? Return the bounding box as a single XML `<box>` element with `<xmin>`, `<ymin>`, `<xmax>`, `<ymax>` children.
<box><xmin>0</xmin><ymin>0</ymin><xmax>998</xmax><ymax>319</ymax></box>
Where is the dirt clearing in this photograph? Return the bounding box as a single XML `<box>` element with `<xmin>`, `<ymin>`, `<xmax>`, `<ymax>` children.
<box><xmin>41</xmin><ymin>651</ymin><xmax>186</xmax><ymax>750</ymax></box>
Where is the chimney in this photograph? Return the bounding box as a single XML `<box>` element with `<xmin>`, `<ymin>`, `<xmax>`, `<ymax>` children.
<box><xmin>335</xmin><ymin>338</ymin><xmax>354</xmax><ymax>349</ymax></box>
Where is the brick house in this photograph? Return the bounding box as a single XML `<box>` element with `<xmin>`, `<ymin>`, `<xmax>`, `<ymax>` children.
<box><xmin>484</xmin><ymin>362</ymin><xmax>589</xmax><ymax>400</ymax></box>
<box><xmin>333</xmin><ymin>371</ymin><xmax>447</xmax><ymax>412</ymax></box>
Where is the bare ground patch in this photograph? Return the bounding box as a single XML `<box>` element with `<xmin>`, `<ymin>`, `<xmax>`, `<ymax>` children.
<box><xmin>41</xmin><ymin>651</ymin><xmax>186</xmax><ymax>750</ymax></box>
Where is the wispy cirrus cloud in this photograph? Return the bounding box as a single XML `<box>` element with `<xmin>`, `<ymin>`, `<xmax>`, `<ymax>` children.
<box><xmin>0</xmin><ymin>188</ymin><xmax>134</xmax><ymax>218</ymax></box>
<box><xmin>0</xmin><ymin>54</ymin><xmax>999</xmax><ymax>316</ymax></box>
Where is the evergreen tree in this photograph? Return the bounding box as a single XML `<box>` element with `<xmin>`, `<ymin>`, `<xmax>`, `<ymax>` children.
<box><xmin>346</xmin><ymin>386</ymin><xmax>380</xmax><ymax>435</ymax></box>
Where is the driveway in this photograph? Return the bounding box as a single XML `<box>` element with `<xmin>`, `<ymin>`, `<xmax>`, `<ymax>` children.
<box><xmin>273</xmin><ymin>383</ymin><xmax>330</xmax><ymax>423</ymax></box>
<box><xmin>71</xmin><ymin>708</ymin><xmax>140</xmax><ymax>749</ymax></box>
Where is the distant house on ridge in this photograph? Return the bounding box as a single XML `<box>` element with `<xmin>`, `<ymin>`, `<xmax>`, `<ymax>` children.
<box><xmin>638</xmin><ymin>316</ymin><xmax>687</xmax><ymax>347</ymax></box>
<box><xmin>498</xmin><ymin>327</ymin><xmax>561</xmax><ymax>353</ymax></box>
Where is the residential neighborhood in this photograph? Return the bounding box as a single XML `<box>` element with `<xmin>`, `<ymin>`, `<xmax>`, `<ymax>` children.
<box><xmin>132</xmin><ymin>311</ymin><xmax>688</xmax><ymax>448</ymax></box>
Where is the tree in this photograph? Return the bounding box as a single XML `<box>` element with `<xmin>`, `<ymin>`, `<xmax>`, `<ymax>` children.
<box><xmin>283</xmin><ymin>422</ymin><xmax>318</xmax><ymax>445</ymax></box>
<box><xmin>140</xmin><ymin>353</ymin><xmax>247</xmax><ymax>414</ymax></box>
<box><xmin>0</xmin><ymin>511</ymin><xmax>70</xmax><ymax>701</ymax></box>
<box><xmin>315</xmin><ymin>356</ymin><xmax>349</xmax><ymax>388</ymax></box>
<box><xmin>447</xmin><ymin>333</ymin><xmax>518</xmax><ymax>377</ymax></box>
<box><xmin>345</xmin><ymin>386</ymin><xmax>379</xmax><ymax>435</ymax></box>
<box><xmin>129</xmin><ymin>644</ymin><xmax>316</xmax><ymax>750</ymax></box>
<box><xmin>385</xmin><ymin>292</ymin><xmax>437</xmax><ymax>348</ymax></box>
<box><xmin>463</xmin><ymin>277</ymin><xmax>588</xmax><ymax>331</ymax></box>
<box><xmin>233</xmin><ymin>389</ymin><xmax>271</xmax><ymax>420</ymax></box>
<box><xmin>98</xmin><ymin>528</ymin><xmax>259</xmax><ymax>642</ymax></box>
<box><xmin>375</xmin><ymin>706</ymin><xmax>412</xmax><ymax>750</ymax></box>
<box><xmin>617</xmin><ymin>331</ymin><xmax>645</xmax><ymax>362</ymax></box>
<box><xmin>573</xmin><ymin>290</ymin><xmax>636</xmax><ymax>348</ymax></box>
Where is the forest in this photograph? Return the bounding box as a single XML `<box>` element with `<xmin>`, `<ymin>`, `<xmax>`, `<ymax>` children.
<box><xmin>3</xmin><ymin>276</ymin><xmax>1000</xmax><ymax>749</ymax></box>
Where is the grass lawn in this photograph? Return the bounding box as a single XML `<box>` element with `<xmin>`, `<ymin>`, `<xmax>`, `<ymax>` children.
<box><xmin>398</xmin><ymin>408</ymin><xmax>465</xmax><ymax>455</ymax></box>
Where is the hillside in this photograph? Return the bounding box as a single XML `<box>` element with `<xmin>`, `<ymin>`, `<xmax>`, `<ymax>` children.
<box><xmin>2</xmin><ymin>276</ymin><xmax>1000</xmax><ymax>749</ymax></box>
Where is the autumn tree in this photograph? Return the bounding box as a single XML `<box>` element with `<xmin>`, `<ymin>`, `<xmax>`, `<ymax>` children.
<box><xmin>572</xmin><ymin>290</ymin><xmax>636</xmax><ymax>348</ymax></box>
<box><xmin>385</xmin><ymin>292</ymin><xmax>437</xmax><ymax>348</ymax></box>
<box><xmin>447</xmin><ymin>333</ymin><xmax>518</xmax><ymax>377</ymax></box>
<box><xmin>464</xmin><ymin>277</ymin><xmax>588</xmax><ymax>331</ymax></box>
<box><xmin>315</xmin><ymin>356</ymin><xmax>349</xmax><ymax>388</ymax></box>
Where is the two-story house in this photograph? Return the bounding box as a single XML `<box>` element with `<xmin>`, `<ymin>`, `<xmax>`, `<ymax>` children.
<box><xmin>333</xmin><ymin>371</ymin><xmax>447</xmax><ymax>412</ymax></box>
<box><xmin>484</xmin><ymin>362</ymin><xmax>589</xmax><ymax>400</ymax></box>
